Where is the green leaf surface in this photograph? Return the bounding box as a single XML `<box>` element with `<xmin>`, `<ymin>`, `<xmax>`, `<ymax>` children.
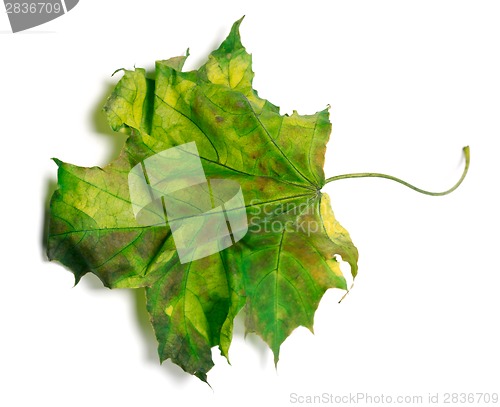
<box><xmin>47</xmin><ymin>17</ymin><xmax>358</xmax><ymax>380</ymax></box>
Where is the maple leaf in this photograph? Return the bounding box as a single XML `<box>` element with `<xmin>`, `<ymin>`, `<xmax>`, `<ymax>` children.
<box><xmin>48</xmin><ymin>18</ymin><xmax>367</xmax><ymax>381</ymax></box>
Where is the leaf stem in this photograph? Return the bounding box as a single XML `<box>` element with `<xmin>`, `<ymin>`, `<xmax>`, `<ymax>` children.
<box><xmin>324</xmin><ymin>146</ymin><xmax>470</xmax><ymax>196</ymax></box>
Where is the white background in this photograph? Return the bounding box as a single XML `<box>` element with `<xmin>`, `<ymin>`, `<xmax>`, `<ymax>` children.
<box><xmin>1</xmin><ymin>1</ymin><xmax>499</xmax><ymax>406</ymax></box>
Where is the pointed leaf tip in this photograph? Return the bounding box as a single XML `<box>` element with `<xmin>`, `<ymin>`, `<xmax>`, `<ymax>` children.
<box><xmin>216</xmin><ymin>17</ymin><xmax>246</xmax><ymax>55</ymax></box>
<box><xmin>111</xmin><ymin>68</ymin><xmax>125</xmax><ymax>77</ymax></box>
